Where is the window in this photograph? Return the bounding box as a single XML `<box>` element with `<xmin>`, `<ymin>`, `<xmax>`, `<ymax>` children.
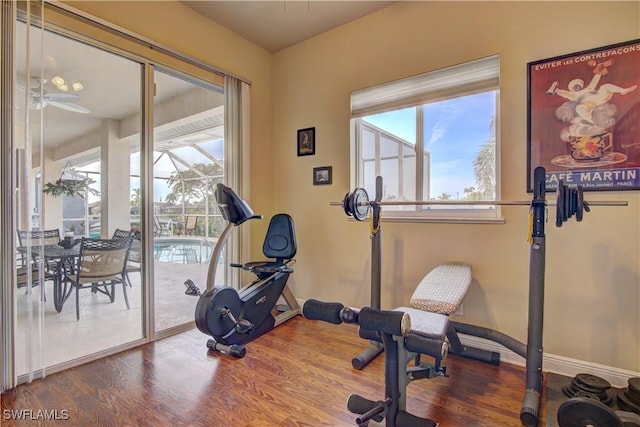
<box><xmin>351</xmin><ymin>56</ymin><xmax>500</xmax><ymax>222</ymax></box>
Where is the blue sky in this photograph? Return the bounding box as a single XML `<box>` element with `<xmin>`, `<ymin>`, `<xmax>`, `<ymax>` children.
<box><xmin>364</xmin><ymin>91</ymin><xmax>495</xmax><ymax>198</ymax></box>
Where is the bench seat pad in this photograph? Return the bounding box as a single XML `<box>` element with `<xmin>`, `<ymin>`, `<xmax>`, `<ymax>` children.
<box><xmin>395</xmin><ymin>306</ymin><xmax>449</xmax><ymax>339</ymax></box>
<box><xmin>409</xmin><ymin>262</ymin><xmax>472</xmax><ymax>315</ymax></box>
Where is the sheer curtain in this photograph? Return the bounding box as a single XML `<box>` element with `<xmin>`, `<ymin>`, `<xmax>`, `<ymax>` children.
<box><xmin>1</xmin><ymin>0</ymin><xmax>48</xmax><ymax>392</ymax></box>
<box><xmin>224</xmin><ymin>75</ymin><xmax>251</xmax><ymax>289</ymax></box>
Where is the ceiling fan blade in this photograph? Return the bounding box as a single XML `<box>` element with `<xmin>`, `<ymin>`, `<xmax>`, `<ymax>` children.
<box><xmin>44</xmin><ymin>92</ymin><xmax>81</xmax><ymax>102</ymax></box>
<box><xmin>48</xmin><ymin>100</ymin><xmax>90</xmax><ymax>114</ymax></box>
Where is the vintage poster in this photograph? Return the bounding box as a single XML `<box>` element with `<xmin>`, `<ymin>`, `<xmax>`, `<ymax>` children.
<box><xmin>527</xmin><ymin>39</ymin><xmax>640</xmax><ymax>191</ymax></box>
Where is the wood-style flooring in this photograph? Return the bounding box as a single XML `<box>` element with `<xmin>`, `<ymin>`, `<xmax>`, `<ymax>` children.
<box><xmin>1</xmin><ymin>316</ymin><xmax>550</xmax><ymax>426</ymax></box>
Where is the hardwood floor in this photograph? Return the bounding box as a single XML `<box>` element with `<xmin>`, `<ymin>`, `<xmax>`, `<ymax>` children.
<box><xmin>2</xmin><ymin>316</ymin><xmax>550</xmax><ymax>426</ymax></box>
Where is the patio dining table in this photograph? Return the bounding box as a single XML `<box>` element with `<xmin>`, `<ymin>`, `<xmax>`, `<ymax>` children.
<box><xmin>18</xmin><ymin>244</ymin><xmax>80</xmax><ymax>313</ymax></box>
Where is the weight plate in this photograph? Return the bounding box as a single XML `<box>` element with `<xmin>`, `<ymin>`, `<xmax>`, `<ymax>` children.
<box><xmin>563</xmin><ymin>185</ymin><xmax>570</xmax><ymax>222</ymax></box>
<box><xmin>563</xmin><ymin>383</ymin><xmax>607</xmax><ymax>399</ymax></box>
<box><xmin>563</xmin><ymin>383</ymin><xmax>579</xmax><ymax>398</ymax></box>
<box><xmin>574</xmin><ymin>391</ymin><xmax>601</xmax><ymax>400</ymax></box>
<box><xmin>626</xmin><ymin>387</ymin><xmax>640</xmax><ymax>404</ymax></box>
<box><xmin>570</xmin><ymin>188</ymin><xmax>577</xmax><ymax>218</ymax></box>
<box><xmin>576</xmin><ymin>186</ymin><xmax>584</xmax><ymax>222</ymax></box>
<box><xmin>575</xmin><ymin>373</ymin><xmax>611</xmax><ymax>391</ymax></box>
<box><xmin>627</xmin><ymin>388</ymin><xmax>640</xmax><ymax>405</ymax></box>
<box><xmin>352</xmin><ymin>187</ymin><xmax>370</xmax><ymax>221</ymax></box>
<box><xmin>556</xmin><ymin>183</ymin><xmax>565</xmax><ymax>227</ymax></box>
<box><xmin>206</xmin><ymin>287</ymin><xmax>241</xmax><ymax>337</ymax></box>
<box><xmin>624</xmin><ymin>389</ymin><xmax>640</xmax><ymax>408</ymax></box>
<box><xmin>557</xmin><ymin>397</ymin><xmax>621</xmax><ymax>427</ymax></box>
<box><xmin>628</xmin><ymin>378</ymin><xmax>640</xmax><ymax>394</ymax></box>
<box><xmin>344</xmin><ymin>192</ymin><xmax>353</xmax><ymax>217</ymax></box>
<box><xmin>618</xmin><ymin>391</ymin><xmax>640</xmax><ymax>414</ymax></box>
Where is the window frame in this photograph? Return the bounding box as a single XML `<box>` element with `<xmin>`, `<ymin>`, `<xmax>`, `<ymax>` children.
<box><xmin>351</xmin><ymin>57</ymin><xmax>502</xmax><ymax>224</ymax></box>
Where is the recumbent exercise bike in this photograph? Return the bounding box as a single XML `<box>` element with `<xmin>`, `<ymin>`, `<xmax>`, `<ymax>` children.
<box><xmin>184</xmin><ymin>183</ymin><xmax>301</xmax><ymax>357</ymax></box>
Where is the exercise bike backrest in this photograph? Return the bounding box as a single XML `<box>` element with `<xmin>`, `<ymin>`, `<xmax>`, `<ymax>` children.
<box><xmin>234</xmin><ymin>213</ymin><xmax>297</xmax><ymax>279</ymax></box>
<box><xmin>215</xmin><ymin>183</ymin><xmax>263</xmax><ymax>226</ymax></box>
<box><xmin>262</xmin><ymin>213</ymin><xmax>297</xmax><ymax>263</ymax></box>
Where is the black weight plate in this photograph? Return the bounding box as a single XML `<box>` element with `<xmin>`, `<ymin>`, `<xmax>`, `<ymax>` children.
<box><xmin>563</xmin><ymin>383</ymin><xmax>608</xmax><ymax>400</ymax></box>
<box><xmin>563</xmin><ymin>384</ymin><xmax>575</xmax><ymax>398</ymax></box>
<box><xmin>206</xmin><ymin>287</ymin><xmax>241</xmax><ymax>337</ymax></box>
<box><xmin>575</xmin><ymin>391</ymin><xmax>601</xmax><ymax>400</ymax></box>
<box><xmin>626</xmin><ymin>387</ymin><xmax>640</xmax><ymax>404</ymax></box>
<box><xmin>556</xmin><ymin>183</ymin><xmax>565</xmax><ymax>227</ymax></box>
<box><xmin>344</xmin><ymin>192</ymin><xmax>353</xmax><ymax>217</ymax></box>
<box><xmin>628</xmin><ymin>378</ymin><xmax>640</xmax><ymax>394</ymax></box>
<box><xmin>563</xmin><ymin>185</ymin><xmax>570</xmax><ymax>222</ymax></box>
<box><xmin>565</xmin><ymin>187</ymin><xmax>573</xmax><ymax>219</ymax></box>
<box><xmin>576</xmin><ymin>186</ymin><xmax>584</xmax><ymax>221</ymax></box>
<box><xmin>563</xmin><ymin>384</ymin><xmax>577</xmax><ymax>398</ymax></box>
<box><xmin>352</xmin><ymin>187</ymin><xmax>370</xmax><ymax>221</ymax></box>
<box><xmin>570</xmin><ymin>188</ymin><xmax>577</xmax><ymax>218</ymax></box>
<box><xmin>618</xmin><ymin>391</ymin><xmax>640</xmax><ymax>414</ymax></box>
<box><xmin>575</xmin><ymin>373</ymin><xmax>611</xmax><ymax>391</ymax></box>
<box><xmin>348</xmin><ymin>190</ymin><xmax>357</xmax><ymax>219</ymax></box>
<box><xmin>564</xmin><ymin>383</ymin><xmax>609</xmax><ymax>401</ymax></box>
<box><xmin>557</xmin><ymin>397</ymin><xmax>621</xmax><ymax>427</ymax></box>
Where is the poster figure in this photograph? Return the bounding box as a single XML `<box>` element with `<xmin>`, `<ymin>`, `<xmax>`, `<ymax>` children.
<box><xmin>527</xmin><ymin>39</ymin><xmax>640</xmax><ymax>191</ymax></box>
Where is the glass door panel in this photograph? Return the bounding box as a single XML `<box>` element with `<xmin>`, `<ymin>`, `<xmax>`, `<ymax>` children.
<box><xmin>14</xmin><ymin>20</ymin><xmax>144</xmax><ymax>375</ymax></box>
<box><xmin>152</xmin><ymin>69</ymin><xmax>225</xmax><ymax>333</ymax></box>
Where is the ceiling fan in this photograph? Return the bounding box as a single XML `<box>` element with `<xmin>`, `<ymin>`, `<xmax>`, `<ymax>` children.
<box><xmin>19</xmin><ymin>77</ymin><xmax>90</xmax><ymax>114</ymax></box>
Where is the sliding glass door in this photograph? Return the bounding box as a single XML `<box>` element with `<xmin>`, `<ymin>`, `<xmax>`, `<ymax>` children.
<box><xmin>152</xmin><ymin>69</ymin><xmax>225</xmax><ymax>334</ymax></box>
<box><xmin>13</xmin><ymin>17</ymin><xmax>145</xmax><ymax>376</ymax></box>
<box><xmin>2</xmin><ymin>1</ymin><xmax>238</xmax><ymax>390</ymax></box>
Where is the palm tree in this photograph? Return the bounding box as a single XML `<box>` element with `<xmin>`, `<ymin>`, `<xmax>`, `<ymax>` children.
<box><xmin>473</xmin><ymin>117</ymin><xmax>496</xmax><ymax>200</ymax></box>
<box><xmin>130</xmin><ymin>188</ymin><xmax>140</xmax><ymax>214</ymax></box>
<box><xmin>435</xmin><ymin>192</ymin><xmax>452</xmax><ymax>200</ymax></box>
<box><xmin>165</xmin><ymin>162</ymin><xmax>223</xmax><ymax>205</ymax></box>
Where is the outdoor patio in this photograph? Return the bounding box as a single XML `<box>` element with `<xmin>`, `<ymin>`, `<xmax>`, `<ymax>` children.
<box><xmin>15</xmin><ymin>260</ymin><xmax>212</xmax><ymax>375</ymax></box>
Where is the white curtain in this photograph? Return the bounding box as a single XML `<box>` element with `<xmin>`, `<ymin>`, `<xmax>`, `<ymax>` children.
<box><xmin>224</xmin><ymin>75</ymin><xmax>250</xmax><ymax>289</ymax></box>
<box><xmin>1</xmin><ymin>0</ymin><xmax>47</xmax><ymax>392</ymax></box>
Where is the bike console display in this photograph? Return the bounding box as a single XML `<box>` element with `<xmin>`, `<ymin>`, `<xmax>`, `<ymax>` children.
<box><xmin>215</xmin><ymin>183</ymin><xmax>262</xmax><ymax>225</ymax></box>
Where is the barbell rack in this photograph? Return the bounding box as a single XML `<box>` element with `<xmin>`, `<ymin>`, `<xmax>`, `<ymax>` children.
<box><xmin>330</xmin><ymin>166</ymin><xmax>628</xmax><ymax>427</ymax></box>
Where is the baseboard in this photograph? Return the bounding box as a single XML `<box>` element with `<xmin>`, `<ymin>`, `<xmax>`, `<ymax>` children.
<box><xmin>458</xmin><ymin>334</ymin><xmax>639</xmax><ymax>388</ymax></box>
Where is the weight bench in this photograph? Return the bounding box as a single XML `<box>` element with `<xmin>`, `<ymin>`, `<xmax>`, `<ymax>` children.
<box><xmin>356</xmin><ymin>262</ymin><xmax>472</xmax><ymax>376</ymax></box>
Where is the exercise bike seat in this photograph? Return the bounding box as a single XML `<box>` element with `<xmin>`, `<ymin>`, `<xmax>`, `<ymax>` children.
<box><xmin>233</xmin><ymin>213</ymin><xmax>297</xmax><ymax>277</ymax></box>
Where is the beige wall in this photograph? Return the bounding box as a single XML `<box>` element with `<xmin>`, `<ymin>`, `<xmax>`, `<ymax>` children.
<box><xmin>272</xmin><ymin>1</ymin><xmax>640</xmax><ymax>372</ymax></box>
<box><xmin>65</xmin><ymin>1</ymin><xmax>639</xmax><ymax>372</ymax></box>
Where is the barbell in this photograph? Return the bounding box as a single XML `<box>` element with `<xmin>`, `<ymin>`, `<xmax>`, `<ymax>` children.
<box><xmin>331</xmin><ymin>181</ymin><xmax>628</xmax><ymax>227</ymax></box>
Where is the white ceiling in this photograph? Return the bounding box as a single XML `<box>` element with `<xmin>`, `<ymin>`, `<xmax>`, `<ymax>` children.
<box><xmin>181</xmin><ymin>0</ymin><xmax>396</xmax><ymax>53</ymax></box>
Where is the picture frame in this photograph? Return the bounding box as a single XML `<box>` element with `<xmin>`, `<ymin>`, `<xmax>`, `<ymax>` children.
<box><xmin>527</xmin><ymin>39</ymin><xmax>640</xmax><ymax>192</ymax></box>
<box><xmin>313</xmin><ymin>166</ymin><xmax>332</xmax><ymax>186</ymax></box>
<box><xmin>297</xmin><ymin>127</ymin><xmax>315</xmax><ymax>156</ymax></box>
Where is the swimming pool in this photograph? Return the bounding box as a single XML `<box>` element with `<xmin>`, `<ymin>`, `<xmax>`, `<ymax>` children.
<box><xmin>153</xmin><ymin>238</ymin><xmax>214</xmax><ymax>264</ymax></box>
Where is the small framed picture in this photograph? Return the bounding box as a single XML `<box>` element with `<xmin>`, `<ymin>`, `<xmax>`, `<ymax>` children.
<box><xmin>297</xmin><ymin>127</ymin><xmax>315</xmax><ymax>156</ymax></box>
<box><xmin>313</xmin><ymin>166</ymin><xmax>332</xmax><ymax>185</ymax></box>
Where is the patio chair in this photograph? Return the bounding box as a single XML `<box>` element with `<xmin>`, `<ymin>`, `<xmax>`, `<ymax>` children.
<box><xmin>154</xmin><ymin>216</ymin><xmax>169</xmax><ymax>236</ymax></box>
<box><xmin>17</xmin><ymin>229</ymin><xmax>61</xmax><ymax>270</ymax></box>
<box><xmin>65</xmin><ymin>237</ymin><xmax>131</xmax><ymax>321</ymax></box>
<box><xmin>112</xmin><ymin>228</ymin><xmax>141</xmax><ymax>287</ymax></box>
<box><xmin>184</xmin><ymin>216</ymin><xmax>198</xmax><ymax>236</ymax></box>
<box><xmin>16</xmin><ymin>264</ymin><xmax>56</xmax><ymax>299</ymax></box>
